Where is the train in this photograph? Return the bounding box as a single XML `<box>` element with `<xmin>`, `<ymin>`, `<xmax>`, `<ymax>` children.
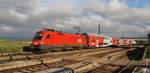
<box><xmin>29</xmin><ymin>28</ymin><xmax>136</xmax><ymax>53</ymax></box>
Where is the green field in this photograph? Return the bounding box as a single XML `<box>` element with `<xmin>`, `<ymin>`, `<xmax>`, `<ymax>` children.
<box><xmin>0</xmin><ymin>40</ymin><xmax>31</xmax><ymax>53</ymax></box>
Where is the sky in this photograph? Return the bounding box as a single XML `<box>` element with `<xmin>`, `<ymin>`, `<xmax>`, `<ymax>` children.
<box><xmin>0</xmin><ymin>0</ymin><xmax>150</xmax><ymax>39</ymax></box>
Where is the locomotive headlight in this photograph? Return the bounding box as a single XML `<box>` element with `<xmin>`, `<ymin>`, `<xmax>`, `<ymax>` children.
<box><xmin>33</xmin><ymin>42</ymin><xmax>39</xmax><ymax>45</ymax></box>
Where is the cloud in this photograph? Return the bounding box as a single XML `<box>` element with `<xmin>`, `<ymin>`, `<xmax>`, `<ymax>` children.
<box><xmin>0</xmin><ymin>24</ymin><xmax>13</xmax><ymax>32</ymax></box>
<box><xmin>0</xmin><ymin>0</ymin><xmax>149</xmax><ymax>39</ymax></box>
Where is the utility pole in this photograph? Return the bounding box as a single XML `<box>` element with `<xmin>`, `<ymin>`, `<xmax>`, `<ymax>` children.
<box><xmin>98</xmin><ymin>24</ymin><xmax>100</xmax><ymax>35</ymax></box>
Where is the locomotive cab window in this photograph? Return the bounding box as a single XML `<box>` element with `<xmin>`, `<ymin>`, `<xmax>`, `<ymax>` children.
<box><xmin>34</xmin><ymin>34</ymin><xmax>42</xmax><ymax>40</ymax></box>
<box><xmin>46</xmin><ymin>35</ymin><xmax>51</xmax><ymax>39</ymax></box>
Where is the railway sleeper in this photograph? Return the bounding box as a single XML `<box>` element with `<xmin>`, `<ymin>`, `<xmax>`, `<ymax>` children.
<box><xmin>0</xmin><ymin>58</ymin><xmax>62</xmax><ymax>71</ymax></box>
<box><xmin>33</xmin><ymin>62</ymin><xmax>100</xmax><ymax>73</ymax></box>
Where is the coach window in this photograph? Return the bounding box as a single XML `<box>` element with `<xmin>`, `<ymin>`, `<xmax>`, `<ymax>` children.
<box><xmin>46</xmin><ymin>35</ymin><xmax>50</xmax><ymax>39</ymax></box>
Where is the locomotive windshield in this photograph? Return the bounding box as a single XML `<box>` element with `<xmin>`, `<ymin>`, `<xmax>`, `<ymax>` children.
<box><xmin>34</xmin><ymin>33</ymin><xmax>42</xmax><ymax>40</ymax></box>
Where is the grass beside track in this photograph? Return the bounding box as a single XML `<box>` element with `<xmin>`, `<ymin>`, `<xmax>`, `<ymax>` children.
<box><xmin>0</xmin><ymin>40</ymin><xmax>31</xmax><ymax>53</ymax></box>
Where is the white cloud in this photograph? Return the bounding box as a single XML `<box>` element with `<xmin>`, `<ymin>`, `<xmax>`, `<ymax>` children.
<box><xmin>0</xmin><ymin>24</ymin><xmax>13</xmax><ymax>32</ymax></box>
<box><xmin>0</xmin><ymin>0</ymin><xmax>149</xmax><ymax>38</ymax></box>
<box><xmin>9</xmin><ymin>9</ymin><xmax>28</xmax><ymax>20</ymax></box>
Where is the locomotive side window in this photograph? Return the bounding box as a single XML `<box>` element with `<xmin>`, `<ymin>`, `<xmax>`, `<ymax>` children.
<box><xmin>34</xmin><ymin>34</ymin><xmax>42</xmax><ymax>40</ymax></box>
<box><xmin>46</xmin><ymin>35</ymin><xmax>50</xmax><ymax>39</ymax></box>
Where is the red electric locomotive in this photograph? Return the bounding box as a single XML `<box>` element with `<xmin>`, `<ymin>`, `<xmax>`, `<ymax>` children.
<box><xmin>29</xmin><ymin>28</ymin><xmax>136</xmax><ymax>53</ymax></box>
<box><xmin>31</xmin><ymin>28</ymin><xmax>104</xmax><ymax>53</ymax></box>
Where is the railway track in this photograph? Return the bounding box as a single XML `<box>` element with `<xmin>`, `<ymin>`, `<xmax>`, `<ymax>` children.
<box><xmin>116</xmin><ymin>47</ymin><xmax>145</xmax><ymax>73</ymax></box>
<box><xmin>89</xmin><ymin>47</ymin><xmax>145</xmax><ymax>73</ymax></box>
<box><xmin>37</xmin><ymin>47</ymin><xmax>136</xmax><ymax>73</ymax></box>
<box><xmin>1</xmin><ymin>59</ymin><xmax>80</xmax><ymax>73</ymax></box>
<box><xmin>0</xmin><ymin>47</ymin><xmax>137</xmax><ymax>73</ymax></box>
<box><xmin>0</xmin><ymin>48</ymin><xmax>121</xmax><ymax>62</ymax></box>
<box><xmin>0</xmin><ymin>52</ymin><xmax>33</xmax><ymax>57</ymax></box>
